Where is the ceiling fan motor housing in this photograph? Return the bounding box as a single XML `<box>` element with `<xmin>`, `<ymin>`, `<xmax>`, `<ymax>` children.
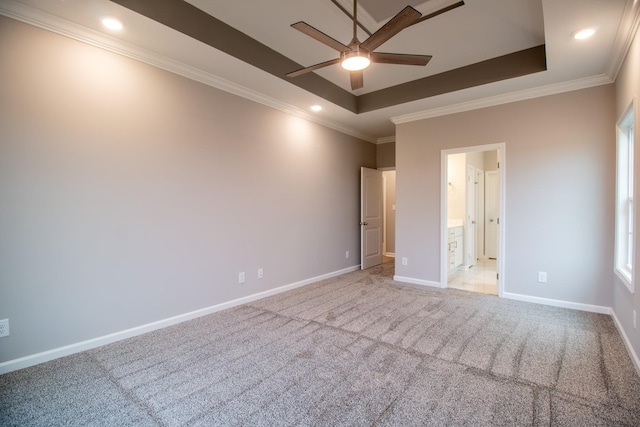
<box><xmin>286</xmin><ymin>2</ymin><xmax>437</xmax><ymax>90</ymax></box>
<box><xmin>341</xmin><ymin>44</ymin><xmax>371</xmax><ymax>71</ymax></box>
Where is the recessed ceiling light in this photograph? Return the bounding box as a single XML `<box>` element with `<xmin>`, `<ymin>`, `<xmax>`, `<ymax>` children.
<box><xmin>311</xmin><ymin>105</ymin><xmax>322</xmax><ymax>112</ymax></box>
<box><xmin>101</xmin><ymin>17</ymin><xmax>124</xmax><ymax>31</ymax></box>
<box><xmin>573</xmin><ymin>28</ymin><xmax>596</xmax><ymax>40</ymax></box>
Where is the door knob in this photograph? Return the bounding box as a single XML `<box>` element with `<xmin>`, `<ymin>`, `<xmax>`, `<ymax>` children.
<box><xmin>360</xmin><ymin>222</ymin><xmax>368</xmax><ymax>226</ymax></box>
<box><xmin>490</xmin><ymin>219</ymin><xmax>494</xmax><ymax>222</ymax></box>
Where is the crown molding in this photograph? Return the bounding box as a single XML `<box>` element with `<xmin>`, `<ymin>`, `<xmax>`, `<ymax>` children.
<box><xmin>376</xmin><ymin>136</ymin><xmax>396</xmax><ymax>144</ymax></box>
<box><xmin>606</xmin><ymin>0</ymin><xmax>640</xmax><ymax>80</ymax></box>
<box><xmin>390</xmin><ymin>0</ymin><xmax>639</xmax><ymax>125</ymax></box>
<box><xmin>3</xmin><ymin>0</ymin><xmax>633</xmax><ymax>142</ymax></box>
<box><xmin>0</xmin><ymin>0</ymin><xmax>376</xmax><ymax>143</ymax></box>
<box><xmin>391</xmin><ymin>74</ymin><xmax>613</xmax><ymax>124</ymax></box>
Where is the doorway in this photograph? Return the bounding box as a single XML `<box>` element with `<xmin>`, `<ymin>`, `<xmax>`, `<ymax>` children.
<box><xmin>359</xmin><ymin>168</ymin><xmax>396</xmax><ymax>271</ymax></box>
<box><xmin>360</xmin><ymin>167</ymin><xmax>383</xmax><ymax>269</ymax></box>
<box><xmin>441</xmin><ymin>144</ymin><xmax>505</xmax><ymax>296</ymax></box>
<box><xmin>382</xmin><ymin>170</ymin><xmax>396</xmax><ymax>259</ymax></box>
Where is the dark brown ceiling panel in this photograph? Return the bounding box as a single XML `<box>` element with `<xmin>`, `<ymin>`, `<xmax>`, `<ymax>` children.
<box><xmin>109</xmin><ymin>0</ymin><xmax>358</xmax><ymax>113</ymax></box>
<box><xmin>109</xmin><ymin>0</ymin><xmax>547</xmax><ymax>116</ymax></box>
<box><xmin>357</xmin><ymin>45</ymin><xmax>547</xmax><ymax>113</ymax></box>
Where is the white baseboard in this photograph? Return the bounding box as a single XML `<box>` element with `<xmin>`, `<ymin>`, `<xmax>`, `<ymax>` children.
<box><xmin>611</xmin><ymin>310</ymin><xmax>640</xmax><ymax>377</ymax></box>
<box><xmin>384</xmin><ymin>252</ymin><xmax>396</xmax><ymax>257</ymax></box>
<box><xmin>393</xmin><ymin>275</ymin><xmax>442</xmax><ymax>288</ymax></box>
<box><xmin>0</xmin><ymin>265</ymin><xmax>360</xmax><ymax>375</ymax></box>
<box><xmin>502</xmin><ymin>292</ymin><xmax>612</xmax><ymax>314</ymax></box>
<box><xmin>478</xmin><ymin>293</ymin><xmax>640</xmax><ymax>375</ymax></box>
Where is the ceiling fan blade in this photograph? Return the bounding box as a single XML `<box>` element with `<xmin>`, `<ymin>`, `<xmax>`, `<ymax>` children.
<box><xmin>291</xmin><ymin>22</ymin><xmax>352</xmax><ymax>52</ymax></box>
<box><xmin>329</xmin><ymin>0</ymin><xmax>372</xmax><ymax>36</ymax></box>
<box><xmin>371</xmin><ymin>52</ymin><xmax>432</xmax><ymax>66</ymax></box>
<box><xmin>360</xmin><ymin>6</ymin><xmax>421</xmax><ymax>52</ymax></box>
<box><xmin>414</xmin><ymin>1</ymin><xmax>465</xmax><ymax>25</ymax></box>
<box><xmin>350</xmin><ymin>70</ymin><xmax>363</xmax><ymax>90</ymax></box>
<box><xmin>286</xmin><ymin>58</ymin><xmax>341</xmax><ymax>78</ymax></box>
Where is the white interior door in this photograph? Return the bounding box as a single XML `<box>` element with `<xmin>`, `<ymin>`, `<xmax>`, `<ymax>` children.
<box><xmin>476</xmin><ymin>170</ymin><xmax>485</xmax><ymax>258</ymax></box>
<box><xmin>465</xmin><ymin>165</ymin><xmax>476</xmax><ymax>268</ymax></box>
<box><xmin>361</xmin><ymin>167</ymin><xmax>383</xmax><ymax>269</ymax></box>
<box><xmin>485</xmin><ymin>170</ymin><xmax>499</xmax><ymax>259</ymax></box>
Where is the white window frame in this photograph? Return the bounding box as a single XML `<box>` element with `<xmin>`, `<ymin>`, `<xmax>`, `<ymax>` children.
<box><xmin>615</xmin><ymin>100</ymin><xmax>635</xmax><ymax>293</ymax></box>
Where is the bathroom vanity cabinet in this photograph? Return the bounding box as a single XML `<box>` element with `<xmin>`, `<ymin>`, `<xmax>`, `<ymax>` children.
<box><xmin>448</xmin><ymin>226</ymin><xmax>463</xmax><ymax>274</ymax></box>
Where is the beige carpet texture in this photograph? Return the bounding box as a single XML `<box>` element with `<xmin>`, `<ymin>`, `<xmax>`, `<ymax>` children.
<box><xmin>2</xmin><ymin>261</ymin><xmax>640</xmax><ymax>426</ymax></box>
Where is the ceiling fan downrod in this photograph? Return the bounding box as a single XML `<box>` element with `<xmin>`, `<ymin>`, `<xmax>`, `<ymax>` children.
<box><xmin>285</xmin><ymin>0</ymin><xmax>448</xmax><ymax>90</ymax></box>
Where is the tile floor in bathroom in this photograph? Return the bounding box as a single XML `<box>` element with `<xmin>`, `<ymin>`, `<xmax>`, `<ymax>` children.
<box><xmin>448</xmin><ymin>258</ymin><xmax>498</xmax><ymax>295</ymax></box>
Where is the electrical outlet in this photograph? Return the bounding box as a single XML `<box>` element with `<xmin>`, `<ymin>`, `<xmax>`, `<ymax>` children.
<box><xmin>538</xmin><ymin>272</ymin><xmax>547</xmax><ymax>283</ymax></box>
<box><xmin>238</xmin><ymin>272</ymin><xmax>245</xmax><ymax>284</ymax></box>
<box><xmin>345</xmin><ymin>250</ymin><xmax>349</xmax><ymax>259</ymax></box>
<box><xmin>0</xmin><ymin>319</ymin><xmax>9</xmax><ymax>338</ymax></box>
<box><xmin>402</xmin><ymin>257</ymin><xmax>408</xmax><ymax>266</ymax></box>
<box><xmin>258</xmin><ymin>268</ymin><xmax>263</xmax><ymax>279</ymax></box>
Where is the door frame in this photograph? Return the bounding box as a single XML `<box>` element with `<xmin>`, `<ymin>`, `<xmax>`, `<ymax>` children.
<box><xmin>440</xmin><ymin>143</ymin><xmax>506</xmax><ymax>297</ymax></box>
<box><xmin>381</xmin><ymin>169</ymin><xmax>396</xmax><ymax>258</ymax></box>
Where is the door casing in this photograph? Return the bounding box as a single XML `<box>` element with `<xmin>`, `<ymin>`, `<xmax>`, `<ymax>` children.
<box><xmin>441</xmin><ymin>143</ymin><xmax>506</xmax><ymax>296</ymax></box>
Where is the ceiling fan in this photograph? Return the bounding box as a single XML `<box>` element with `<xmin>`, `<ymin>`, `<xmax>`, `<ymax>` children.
<box><xmin>286</xmin><ymin>0</ymin><xmax>438</xmax><ymax>90</ymax></box>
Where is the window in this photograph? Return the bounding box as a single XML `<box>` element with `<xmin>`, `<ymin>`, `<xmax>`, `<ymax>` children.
<box><xmin>615</xmin><ymin>101</ymin><xmax>635</xmax><ymax>292</ymax></box>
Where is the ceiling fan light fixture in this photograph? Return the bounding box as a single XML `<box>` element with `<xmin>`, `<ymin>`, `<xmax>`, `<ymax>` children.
<box><xmin>341</xmin><ymin>52</ymin><xmax>371</xmax><ymax>71</ymax></box>
<box><xmin>286</xmin><ymin>0</ymin><xmax>442</xmax><ymax>89</ymax></box>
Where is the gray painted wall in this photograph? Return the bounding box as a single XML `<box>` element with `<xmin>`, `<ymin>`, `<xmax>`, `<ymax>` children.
<box><xmin>377</xmin><ymin>142</ymin><xmax>395</xmax><ymax>169</ymax></box>
<box><xmin>0</xmin><ymin>17</ymin><xmax>375</xmax><ymax>363</ymax></box>
<box><xmin>396</xmin><ymin>85</ymin><xmax>616</xmax><ymax>307</ymax></box>
<box><xmin>613</xmin><ymin>23</ymin><xmax>640</xmax><ymax>362</ymax></box>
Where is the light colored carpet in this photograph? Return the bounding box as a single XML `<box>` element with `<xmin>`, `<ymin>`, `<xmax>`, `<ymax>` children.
<box><xmin>2</xmin><ymin>260</ymin><xmax>640</xmax><ymax>426</ymax></box>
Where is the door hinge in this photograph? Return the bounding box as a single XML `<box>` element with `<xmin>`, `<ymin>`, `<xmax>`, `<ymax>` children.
<box><xmin>497</xmin><ymin>162</ymin><xmax>500</xmax><ymax>169</ymax></box>
<box><xmin>497</xmin><ymin>273</ymin><xmax>499</xmax><ymax>280</ymax></box>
